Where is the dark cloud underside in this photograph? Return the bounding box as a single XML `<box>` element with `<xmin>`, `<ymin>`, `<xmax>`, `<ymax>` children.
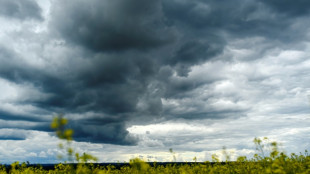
<box><xmin>51</xmin><ymin>0</ymin><xmax>173</xmax><ymax>52</ymax></box>
<box><xmin>0</xmin><ymin>0</ymin><xmax>309</xmax><ymax>145</ymax></box>
<box><xmin>259</xmin><ymin>0</ymin><xmax>310</xmax><ymax>16</ymax></box>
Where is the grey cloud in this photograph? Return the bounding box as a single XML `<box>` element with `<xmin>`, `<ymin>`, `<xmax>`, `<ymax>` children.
<box><xmin>39</xmin><ymin>54</ymin><xmax>156</xmax><ymax>114</ymax></box>
<box><xmin>162</xmin><ymin>0</ymin><xmax>252</xmax><ymax>29</ymax></box>
<box><xmin>259</xmin><ymin>0</ymin><xmax>310</xmax><ymax>16</ymax></box>
<box><xmin>50</xmin><ymin>0</ymin><xmax>173</xmax><ymax>52</ymax></box>
<box><xmin>0</xmin><ymin>0</ymin><xmax>42</xmax><ymax>20</ymax></box>
<box><xmin>70</xmin><ymin>118</ymin><xmax>138</xmax><ymax>145</ymax></box>
<box><xmin>170</xmin><ymin>40</ymin><xmax>222</xmax><ymax>76</ymax></box>
<box><xmin>162</xmin><ymin>0</ymin><xmax>306</xmax><ymax>43</ymax></box>
<box><xmin>0</xmin><ymin>137</ymin><xmax>24</xmax><ymax>140</ymax></box>
<box><xmin>1</xmin><ymin>0</ymin><xmax>310</xmax><ymax>146</ymax></box>
<box><xmin>174</xmin><ymin>41</ymin><xmax>216</xmax><ymax>64</ymax></box>
<box><xmin>0</xmin><ymin>46</ymin><xmax>62</xmax><ymax>91</ymax></box>
<box><xmin>0</xmin><ymin>129</ymin><xmax>27</xmax><ymax>140</ymax></box>
<box><xmin>0</xmin><ymin>45</ymin><xmax>152</xmax><ymax>145</ymax></box>
<box><xmin>0</xmin><ymin>110</ymin><xmax>46</xmax><ymax>122</ymax></box>
<box><xmin>173</xmin><ymin>110</ymin><xmax>247</xmax><ymax>120</ymax></box>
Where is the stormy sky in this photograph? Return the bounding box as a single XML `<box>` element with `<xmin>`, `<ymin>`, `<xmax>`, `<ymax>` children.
<box><xmin>0</xmin><ymin>0</ymin><xmax>309</xmax><ymax>163</ymax></box>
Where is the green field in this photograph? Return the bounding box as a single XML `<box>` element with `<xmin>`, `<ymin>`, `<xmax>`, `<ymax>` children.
<box><xmin>1</xmin><ymin>151</ymin><xmax>310</xmax><ymax>174</ymax></box>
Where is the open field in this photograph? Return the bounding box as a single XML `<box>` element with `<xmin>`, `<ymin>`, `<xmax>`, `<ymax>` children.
<box><xmin>1</xmin><ymin>153</ymin><xmax>310</xmax><ymax>174</ymax></box>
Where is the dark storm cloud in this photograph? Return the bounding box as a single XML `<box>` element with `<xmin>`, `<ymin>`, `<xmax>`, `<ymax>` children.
<box><xmin>0</xmin><ymin>137</ymin><xmax>24</xmax><ymax>140</ymax></box>
<box><xmin>46</xmin><ymin>0</ymin><xmax>310</xmax><ymax>144</ymax></box>
<box><xmin>69</xmin><ymin>117</ymin><xmax>137</xmax><ymax>145</ymax></box>
<box><xmin>162</xmin><ymin>0</ymin><xmax>304</xmax><ymax>43</ymax></box>
<box><xmin>0</xmin><ymin>110</ymin><xmax>44</xmax><ymax>122</ymax></box>
<box><xmin>0</xmin><ymin>0</ymin><xmax>42</xmax><ymax>20</ymax></box>
<box><xmin>0</xmin><ymin>44</ymin><xmax>152</xmax><ymax>144</ymax></box>
<box><xmin>259</xmin><ymin>0</ymin><xmax>310</xmax><ymax>16</ymax></box>
<box><xmin>26</xmin><ymin>54</ymin><xmax>156</xmax><ymax>116</ymax></box>
<box><xmin>46</xmin><ymin>0</ymin><xmax>227</xmax><ymax>144</ymax></box>
<box><xmin>50</xmin><ymin>0</ymin><xmax>173</xmax><ymax>52</ymax></box>
<box><xmin>169</xmin><ymin>40</ymin><xmax>222</xmax><ymax>76</ymax></box>
<box><xmin>1</xmin><ymin>0</ymin><xmax>310</xmax><ymax>145</ymax></box>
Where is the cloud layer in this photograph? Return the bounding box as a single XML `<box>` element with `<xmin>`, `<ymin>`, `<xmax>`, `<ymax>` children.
<box><xmin>0</xmin><ymin>0</ymin><xmax>309</xmax><ymax>162</ymax></box>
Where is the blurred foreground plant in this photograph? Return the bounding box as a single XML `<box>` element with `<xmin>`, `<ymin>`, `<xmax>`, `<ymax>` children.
<box><xmin>51</xmin><ymin>114</ymin><xmax>98</xmax><ymax>163</ymax></box>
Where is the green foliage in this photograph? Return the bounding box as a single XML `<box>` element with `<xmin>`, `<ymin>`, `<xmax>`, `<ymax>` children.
<box><xmin>129</xmin><ymin>158</ymin><xmax>150</xmax><ymax>173</ymax></box>
<box><xmin>76</xmin><ymin>152</ymin><xmax>98</xmax><ymax>163</ymax></box>
<box><xmin>51</xmin><ymin>114</ymin><xmax>73</xmax><ymax>141</ymax></box>
<box><xmin>50</xmin><ymin>114</ymin><xmax>98</xmax><ymax>163</ymax></box>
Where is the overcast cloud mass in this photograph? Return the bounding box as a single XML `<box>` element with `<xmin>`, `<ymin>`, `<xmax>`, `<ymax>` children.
<box><xmin>0</xmin><ymin>0</ymin><xmax>309</xmax><ymax>163</ymax></box>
